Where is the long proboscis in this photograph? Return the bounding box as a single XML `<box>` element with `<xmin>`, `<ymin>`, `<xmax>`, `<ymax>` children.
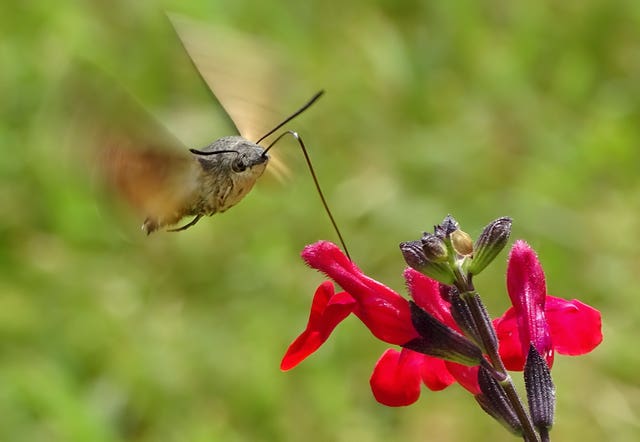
<box><xmin>263</xmin><ymin>131</ymin><xmax>351</xmax><ymax>260</ymax></box>
<box><xmin>255</xmin><ymin>91</ymin><xmax>324</xmax><ymax>145</ymax></box>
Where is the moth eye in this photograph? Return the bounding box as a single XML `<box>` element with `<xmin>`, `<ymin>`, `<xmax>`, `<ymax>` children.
<box><xmin>232</xmin><ymin>157</ymin><xmax>247</xmax><ymax>173</ymax></box>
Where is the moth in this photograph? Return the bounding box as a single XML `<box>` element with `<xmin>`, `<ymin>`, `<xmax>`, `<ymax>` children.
<box><xmin>100</xmin><ymin>89</ymin><xmax>323</xmax><ymax>235</ymax></box>
<box><xmin>75</xmin><ymin>14</ymin><xmax>349</xmax><ymax>255</ymax></box>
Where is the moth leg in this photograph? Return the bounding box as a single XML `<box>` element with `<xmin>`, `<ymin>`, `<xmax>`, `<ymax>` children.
<box><xmin>167</xmin><ymin>215</ymin><xmax>203</xmax><ymax>232</ymax></box>
<box><xmin>143</xmin><ymin>218</ymin><xmax>159</xmax><ymax>235</ymax></box>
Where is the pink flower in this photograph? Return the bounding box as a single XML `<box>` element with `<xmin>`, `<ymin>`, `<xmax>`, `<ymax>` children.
<box><xmin>281</xmin><ymin>240</ymin><xmax>602</xmax><ymax>407</ymax></box>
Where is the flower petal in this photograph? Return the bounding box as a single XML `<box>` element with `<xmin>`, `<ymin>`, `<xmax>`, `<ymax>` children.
<box><xmin>445</xmin><ymin>362</ymin><xmax>481</xmax><ymax>395</ymax></box>
<box><xmin>493</xmin><ymin>309</ymin><xmax>526</xmax><ymax>370</ymax></box>
<box><xmin>369</xmin><ymin>349</ymin><xmax>457</xmax><ymax>406</ymax></box>
<box><xmin>403</xmin><ymin>268</ymin><xmax>455</xmax><ymax>327</ymax></box>
<box><xmin>370</xmin><ymin>349</ymin><xmax>423</xmax><ymax>406</ymax></box>
<box><xmin>302</xmin><ymin>241</ymin><xmax>417</xmax><ymax>345</ymax></box>
<box><xmin>494</xmin><ymin>295</ymin><xmax>602</xmax><ymax>370</ymax></box>
<box><xmin>546</xmin><ymin>296</ymin><xmax>602</xmax><ymax>356</ymax></box>
<box><xmin>281</xmin><ymin>281</ymin><xmax>355</xmax><ymax>371</ymax></box>
<box><xmin>420</xmin><ymin>354</ymin><xmax>456</xmax><ymax>391</ymax></box>
<box><xmin>506</xmin><ymin>240</ymin><xmax>553</xmax><ymax>363</ymax></box>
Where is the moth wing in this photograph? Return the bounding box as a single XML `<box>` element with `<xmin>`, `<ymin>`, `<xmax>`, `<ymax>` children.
<box><xmin>168</xmin><ymin>13</ymin><xmax>290</xmax><ymax>179</ymax></box>
<box><xmin>62</xmin><ymin>64</ymin><xmax>197</xmax><ymax>229</ymax></box>
<box><xmin>99</xmin><ymin>134</ymin><xmax>196</xmax><ymax>230</ymax></box>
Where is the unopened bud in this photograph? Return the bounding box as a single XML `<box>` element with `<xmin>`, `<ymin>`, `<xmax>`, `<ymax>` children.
<box><xmin>451</xmin><ymin>229</ymin><xmax>474</xmax><ymax>256</ymax></box>
<box><xmin>434</xmin><ymin>215</ymin><xmax>459</xmax><ymax>239</ymax></box>
<box><xmin>400</xmin><ymin>240</ymin><xmax>428</xmax><ymax>269</ymax></box>
<box><xmin>421</xmin><ymin>233</ymin><xmax>448</xmax><ymax>262</ymax></box>
<box><xmin>400</xmin><ymin>241</ymin><xmax>456</xmax><ymax>285</ymax></box>
<box><xmin>468</xmin><ymin>217</ymin><xmax>512</xmax><ymax>275</ymax></box>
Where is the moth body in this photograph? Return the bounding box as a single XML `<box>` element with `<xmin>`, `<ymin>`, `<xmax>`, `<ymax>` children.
<box><xmin>141</xmin><ymin>135</ymin><xmax>269</xmax><ymax>234</ymax></box>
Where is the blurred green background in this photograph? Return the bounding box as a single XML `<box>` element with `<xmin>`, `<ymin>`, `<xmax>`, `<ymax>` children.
<box><xmin>1</xmin><ymin>0</ymin><xmax>639</xmax><ymax>440</ymax></box>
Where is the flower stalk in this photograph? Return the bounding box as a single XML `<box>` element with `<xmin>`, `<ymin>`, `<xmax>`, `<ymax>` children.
<box><xmin>282</xmin><ymin>215</ymin><xmax>603</xmax><ymax>441</ymax></box>
<box><xmin>408</xmin><ymin>216</ymin><xmax>542</xmax><ymax>441</ymax></box>
<box><xmin>455</xmin><ymin>280</ymin><xmax>540</xmax><ymax>441</ymax></box>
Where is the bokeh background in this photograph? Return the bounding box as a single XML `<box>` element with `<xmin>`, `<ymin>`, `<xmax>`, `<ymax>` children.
<box><xmin>1</xmin><ymin>0</ymin><xmax>639</xmax><ymax>440</ymax></box>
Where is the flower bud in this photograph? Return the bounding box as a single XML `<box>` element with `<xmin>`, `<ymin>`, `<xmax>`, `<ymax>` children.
<box><xmin>399</xmin><ymin>241</ymin><xmax>456</xmax><ymax>285</ymax></box>
<box><xmin>451</xmin><ymin>229</ymin><xmax>474</xmax><ymax>256</ymax></box>
<box><xmin>400</xmin><ymin>240</ymin><xmax>428</xmax><ymax>269</ymax></box>
<box><xmin>434</xmin><ymin>214</ymin><xmax>459</xmax><ymax>239</ymax></box>
<box><xmin>421</xmin><ymin>233</ymin><xmax>448</xmax><ymax>262</ymax></box>
<box><xmin>468</xmin><ymin>217</ymin><xmax>512</xmax><ymax>275</ymax></box>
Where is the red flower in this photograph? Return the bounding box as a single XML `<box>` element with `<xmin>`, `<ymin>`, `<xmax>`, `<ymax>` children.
<box><xmin>281</xmin><ymin>240</ymin><xmax>602</xmax><ymax>407</ymax></box>
<box><xmin>280</xmin><ymin>281</ymin><xmax>355</xmax><ymax>371</ymax></box>
<box><xmin>495</xmin><ymin>240</ymin><xmax>603</xmax><ymax>370</ymax></box>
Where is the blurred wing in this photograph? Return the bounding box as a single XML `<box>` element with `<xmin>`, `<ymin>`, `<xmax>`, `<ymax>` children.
<box><xmin>62</xmin><ymin>63</ymin><xmax>196</xmax><ymax>227</ymax></box>
<box><xmin>99</xmin><ymin>134</ymin><xmax>195</xmax><ymax>228</ymax></box>
<box><xmin>168</xmin><ymin>13</ymin><xmax>289</xmax><ymax>178</ymax></box>
<box><xmin>168</xmin><ymin>13</ymin><xmax>279</xmax><ymax>141</ymax></box>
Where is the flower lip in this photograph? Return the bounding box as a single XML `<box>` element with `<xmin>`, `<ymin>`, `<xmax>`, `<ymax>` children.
<box><xmin>280</xmin><ymin>281</ymin><xmax>355</xmax><ymax>371</ymax></box>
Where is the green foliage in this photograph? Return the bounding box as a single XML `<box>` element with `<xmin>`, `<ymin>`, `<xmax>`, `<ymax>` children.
<box><xmin>1</xmin><ymin>0</ymin><xmax>639</xmax><ymax>440</ymax></box>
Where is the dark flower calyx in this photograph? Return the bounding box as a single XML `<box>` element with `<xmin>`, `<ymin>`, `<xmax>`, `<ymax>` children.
<box><xmin>448</xmin><ymin>288</ymin><xmax>482</xmax><ymax>347</ymax></box>
<box><xmin>403</xmin><ymin>301</ymin><xmax>484</xmax><ymax>366</ymax></box>
<box><xmin>476</xmin><ymin>367</ymin><xmax>523</xmax><ymax>435</ymax></box>
<box><xmin>524</xmin><ymin>344</ymin><xmax>555</xmax><ymax>431</ymax></box>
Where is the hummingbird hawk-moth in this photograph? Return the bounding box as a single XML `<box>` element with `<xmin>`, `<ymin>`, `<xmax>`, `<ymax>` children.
<box><xmin>73</xmin><ymin>14</ymin><xmax>349</xmax><ymax>256</ymax></box>
<box><xmin>100</xmin><ymin>91</ymin><xmax>323</xmax><ymax>235</ymax></box>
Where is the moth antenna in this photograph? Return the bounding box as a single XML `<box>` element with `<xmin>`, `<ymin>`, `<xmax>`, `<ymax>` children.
<box><xmin>264</xmin><ymin>130</ymin><xmax>351</xmax><ymax>260</ymax></box>
<box><xmin>255</xmin><ymin>91</ymin><xmax>324</xmax><ymax>145</ymax></box>
<box><xmin>190</xmin><ymin>148</ymin><xmax>239</xmax><ymax>156</ymax></box>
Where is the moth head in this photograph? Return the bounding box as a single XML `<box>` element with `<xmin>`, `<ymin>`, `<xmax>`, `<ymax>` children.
<box><xmin>190</xmin><ymin>135</ymin><xmax>269</xmax><ymax>178</ymax></box>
